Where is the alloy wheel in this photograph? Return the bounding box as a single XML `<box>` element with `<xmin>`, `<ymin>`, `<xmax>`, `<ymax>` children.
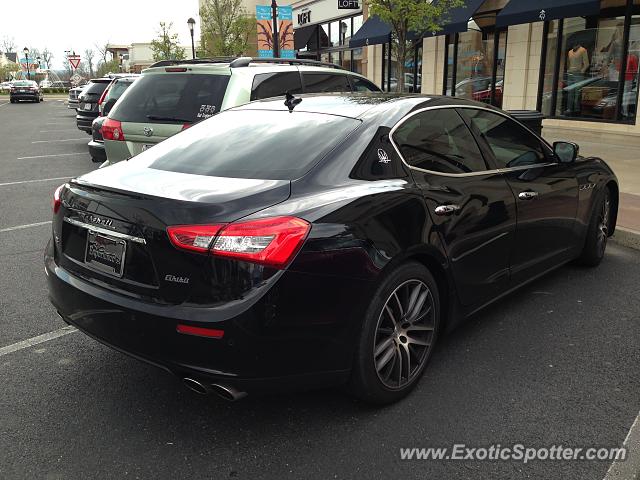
<box><xmin>373</xmin><ymin>279</ymin><xmax>436</xmax><ymax>389</ymax></box>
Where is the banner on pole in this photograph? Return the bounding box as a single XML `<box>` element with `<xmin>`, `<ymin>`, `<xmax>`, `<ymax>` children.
<box><xmin>256</xmin><ymin>5</ymin><xmax>295</xmax><ymax>58</ymax></box>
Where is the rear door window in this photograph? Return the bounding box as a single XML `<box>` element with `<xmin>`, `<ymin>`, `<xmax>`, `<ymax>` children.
<box><xmin>351</xmin><ymin>77</ymin><xmax>381</xmax><ymax>92</ymax></box>
<box><xmin>82</xmin><ymin>82</ymin><xmax>109</xmax><ymax>97</ymax></box>
<box><xmin>108</xmin><ymin>73</ymin><xmax>230</xmax><ymax>124</ymax></box>
<box><xmin>251</xmin><ymin>72</ymin><xmax>302</xmax><ymax>100</ymax></box>
<box><xmin>303</xmin><ymin>73</ymin><xmax>351</xmax><ymax>93</ymax></box>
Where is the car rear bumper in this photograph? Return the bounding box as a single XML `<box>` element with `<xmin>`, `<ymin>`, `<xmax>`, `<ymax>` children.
<box><xmin>88</xmin><ymin>140</ymin><xmax>106</xmax><ymax>162</ymax></box>
<box><xmin>11</xmin><ymin>93</ymin><xmax>40</xmax><ymax>100</ymax></box>
<box><xmin>76</xmin><ymin>113</ymin><xmax>97</xmax><ymax>132</ymax></box>
<box><xmin>44</xmin><ymin>241</ymin><xmax>365</xmax><ymax>393</ymax></box>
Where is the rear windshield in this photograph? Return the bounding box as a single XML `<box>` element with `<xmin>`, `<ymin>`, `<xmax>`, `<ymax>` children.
<box><xmin>147</xmin><ymin>110</ymin><xmax>361</xmax><ymax>180</ymax></box>
<box><xmin>109</xmin><ymin>73</ymin><xmax>230</xmax><ymax>124</ymax></box>
<box><xmin>106</xmin><ymin>79</ymin><xmax>135</xmax><ymax>102</ymax></box>
<box><xmin>13</xmin><ymin>81</ymin><xmax>35</xmax><ymax>87</ymax></box>
<box><xmin>83</xmin><ymin>82</ymin><xmax>109</xmax><ymax>96</ymax></box>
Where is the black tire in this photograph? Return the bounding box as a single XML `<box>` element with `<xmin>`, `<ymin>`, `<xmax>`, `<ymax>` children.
<box><xmin>10</xmin><ymin>99</ymin><xmax>15</xmax><ymax>103</ymax></box>
<box><xmin>576</xmin><ymin>188</ymin><xmax>611</xmax><ymax>267</ymax></box>
<box><xmin>348</xmin><ymin>261</ymin><xmax>440</xmax><ymax>405</ymax></box>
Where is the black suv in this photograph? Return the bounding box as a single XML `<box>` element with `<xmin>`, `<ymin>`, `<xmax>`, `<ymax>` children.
<box><xmin>76</xmin><ymin>78</ymin><xmax>111</xmax><ymax>134</ymax></box>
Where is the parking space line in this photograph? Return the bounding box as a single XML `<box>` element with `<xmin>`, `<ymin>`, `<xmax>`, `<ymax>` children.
<box><xmin>0</xmin><ymin>326</ymin><xmax>77</xmax><ymax>357</ymax></box>
<box><xmin>0</xmin><ymin>176</ymin><xmax>70</xmax><ymax>187</ymax></box>
<box><xmin>0</xmin><ymin>221</ymin><xmax>51</xmax><ymax>233</ymax></box>
<box><xmin>39</xmin><ymin>130</ymin><xmax>80</xmax><ymax>133</ymax></box>
<box><xmin>17</xmin><ymin>153</ymin><xmax>86</xmax><ymax>160</ymax></box>
<box><xmin>32</xmin><ymin>139</ymin><xmax>86</xmax><ymax>144</ymax></box>
<box><xmin>603</xmin><ymin>411</ymin><xmax>640</xmax><ymax>479</ymax></box>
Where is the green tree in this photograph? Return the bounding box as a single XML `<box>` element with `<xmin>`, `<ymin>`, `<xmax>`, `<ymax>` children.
<box><xmin>0</xmin><ymin>61</ymin><xmax>18</xmax><ymax>81</ymax></box>
<box><xmin>200</xmin><ymin>0</ymin><xmax>254</xmax><ymax>57</ymax></box>
<box><xmin>151</xmin><ymin>22</ymin><xmax>186</xmax><ymax>61</ymax></box>
<box><xmin>367</xmin><ymin>0</ymin><xmax>464</xmax><ymax>92</ymax></box>
<box><xmin>97</xmin><ymin>59</ymin><xmax>120</xmax><ymax>77</ymax></box>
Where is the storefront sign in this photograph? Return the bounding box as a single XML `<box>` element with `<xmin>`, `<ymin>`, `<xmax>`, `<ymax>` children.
<box><xmin>338</xmin><ymin>0</ymin><xmax>359</xmax><ymax>9</ymax></box>
<box><xmin>257</xmin><ymin>5</ymin><xmax>295</xmax><ymax>58</ymax></box>
<box><xmin>298</xmin><ymin>10</ymin><xmax>312</xmax><ymax>25</ymax></box>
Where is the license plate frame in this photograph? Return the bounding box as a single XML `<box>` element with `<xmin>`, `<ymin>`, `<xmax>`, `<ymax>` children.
<box><xmin>84</xmin><ymin>230</ymin><xmax>126</xmax><ymax>277</ymax></box>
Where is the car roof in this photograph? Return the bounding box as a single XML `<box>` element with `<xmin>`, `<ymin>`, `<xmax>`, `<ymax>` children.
<box><xmin>232</xmin><ymin>93</ymin><xmax>489</xmax><ymax>124</ymax></box>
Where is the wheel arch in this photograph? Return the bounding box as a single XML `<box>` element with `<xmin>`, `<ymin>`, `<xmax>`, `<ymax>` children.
<box><xmin>605</xmin><ymin>180</ymin><xmax>619</xmax><ymax>236</ymax></box>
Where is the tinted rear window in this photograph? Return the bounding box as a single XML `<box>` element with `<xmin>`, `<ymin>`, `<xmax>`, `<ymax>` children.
<box><xmin>303</xmin><ymin>74</ymin><xmax>351</xmax><ymax>93</ymax></box>
<box><xmin>148</xmin><ymin>110</ymin><xmax>360</xmax><ymax>180</ymax></box>
<box><xmin>83</xmin><ymin>82</ymin><xmax>109</xmax><ymax>95</ymax></box>
<box><xmin>251</xmin><ymin>72</ymin><xmax>302</xmax><ymax>101</ymax></box>
<box><xmin>13</xmin><ymin>81</ymin><xmax>36</xmax><ymax>87</ymax></box>
<box><xmin>106</xmin><ymin>79</ymin><xmax>134</xmax><ymax>102</ymax></box>
<box><xmin>109</xmin><ymin>73</ymin><xmax>230</xmax><ymax>124</ymax></box>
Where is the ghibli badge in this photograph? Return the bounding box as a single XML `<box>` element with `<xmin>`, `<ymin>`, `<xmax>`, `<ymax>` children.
<box><xmin>165</xmin><ymin>274</ymin><xmax>190</xmax><ymax>284</ymax></box>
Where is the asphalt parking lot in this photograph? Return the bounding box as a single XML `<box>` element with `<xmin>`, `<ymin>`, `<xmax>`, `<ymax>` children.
<box><xmin>1</xmin><ymin>98</ymin><xmax>639</xmax><ymax>480</ymax></box>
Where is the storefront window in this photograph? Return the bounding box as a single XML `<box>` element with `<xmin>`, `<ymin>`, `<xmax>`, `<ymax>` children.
<box><xmin>330</xmin><ymin>21</ymin><xmax>340</xmax><ymax>47</ymax></box>
<box><xmin>444</xmin><ymin>19</ymin><xmax>506</xmax><ymax>107</ymax></box>
<box><xmin>352</xmin><ymin>48</ymin><xmax>364</xmax><ymax>74</ymax></box>
<box><xmin>540</xmin><ymin>3</ymin><xmax>640</xmax><ymax>123</ymax></box>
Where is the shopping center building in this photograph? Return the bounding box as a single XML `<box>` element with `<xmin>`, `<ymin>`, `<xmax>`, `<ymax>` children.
<box><xmin>292</xmin><ymin>0</ymin><xmax>640</xmax><ymax>145</ymax></box>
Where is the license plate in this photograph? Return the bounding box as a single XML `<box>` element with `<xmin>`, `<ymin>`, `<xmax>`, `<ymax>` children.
<box><xmin>85</xmin><ymin>231</ymin><xmax>126</xmax><ymax>277</ymax></box>
<box><xmin>142</xmin><ymin>144</ymin><xmax>154</xmax><ymax>151</ymax></box>
<box><xmin>84</xmin><ymin>103</ymin><xmax>93</xmax><ymax>111</ymax></box>
<box><xmin>20</xmin><ymin>89</ymin><xmax>27</xmax><ymax>93</ymax></box>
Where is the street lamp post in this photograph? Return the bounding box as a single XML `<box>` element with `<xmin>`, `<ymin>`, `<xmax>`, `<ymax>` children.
<box><xmin>187</xmin><ymin>18</ymin><xmax>196</xmax><ymax>59</ymax></box>
<box><xmin>23</xmin><ymin>47</ymin><xmax>29</xmax><ymax>80</ymax></box>
<box><xmin>271</xmin><ymin>0</ymin><xmax>279</xmax><ymax>58</ymax></box>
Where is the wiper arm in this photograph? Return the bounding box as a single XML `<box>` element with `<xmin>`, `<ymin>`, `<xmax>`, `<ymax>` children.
<box><xmin>146</xmin><ymin>115</ymin><xmax>192</xmax><ymax>123</ymax></box>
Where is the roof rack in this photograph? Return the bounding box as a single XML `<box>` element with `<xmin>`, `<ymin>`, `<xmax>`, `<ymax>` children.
<box><xmin>229</xmin><ymin>56</ymin><xmax>346</xmax><ymax>70</ymax></box>
<box><xmin>148</xmin><ymin>57</ymin><xmax>236</xmax><ymax>68</ymax></box>
<box><xmin>148</xmin><ymin>56</ymin><xmax>347</xmax><ymax>71</ymax></box>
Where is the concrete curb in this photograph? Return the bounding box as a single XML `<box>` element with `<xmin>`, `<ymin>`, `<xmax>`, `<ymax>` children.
<box><xmin>612</xmin><ymin>227</ymin><xmax>640</xmax><ymax>250</ymax></box>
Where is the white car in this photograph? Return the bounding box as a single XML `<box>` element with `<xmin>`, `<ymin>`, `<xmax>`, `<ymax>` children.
<box><xmin>0</xmin><ymin>81</ymin><xmax>13</xmax><ymax>92</ymax></box>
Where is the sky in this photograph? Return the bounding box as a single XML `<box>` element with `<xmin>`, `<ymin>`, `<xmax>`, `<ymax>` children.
<box><xmin>1</xmin><ymin>0</ymin><xmax>202</xmax><ymax>69</ymax></box>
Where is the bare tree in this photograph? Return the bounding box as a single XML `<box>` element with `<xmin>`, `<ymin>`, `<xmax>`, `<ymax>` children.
<box><xmin>41</xmin><ymin>48</ymin><xmax>53</xmax><ymax>69</ymax></box>
<box><xmin>95</xmin><ymin>41</ymin><xmax>111</xmax><ymax>65</ymax></box>
<box><xmin>1</xmin><ymin>36</ymin><xmax>16</xmax><ymax>53</ymax></box>
<box><xmin>84</xmin><ymin>49</ymin><xmax>96</xmax><ymax>77</ymax></box>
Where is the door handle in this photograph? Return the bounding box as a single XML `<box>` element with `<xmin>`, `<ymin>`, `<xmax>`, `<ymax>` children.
<box><xmin>518</xmin><ymin>191</ymin><xmax>539</xmax><ymax>200</ymax></box>
<box><xmin>434</xmin><ymin>204</ymin><xmax>461</xmax><ymax>216</ymax></box>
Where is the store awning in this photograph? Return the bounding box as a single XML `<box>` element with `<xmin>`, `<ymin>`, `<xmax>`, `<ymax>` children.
<box><xmin>349</xmin><ymin>16</ymin><xmax>391</xmax><ymax>48</ymax></box>
<box><xmin>422</xmin><ymin>0</ymin><xmax>487</xmax><ymax>38</ymax></box>
<box><xmin>294</xmin><ymin>24</ymin><xmax>318</xmax><ymax>50</ymax></box>
<box><xmin>495</xmin><ymin>0</ymin><xmax>601</xmax><ymax>28</ymax></box>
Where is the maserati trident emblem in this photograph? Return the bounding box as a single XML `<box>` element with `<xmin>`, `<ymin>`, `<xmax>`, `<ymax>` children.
<box><xmin>539</xmin><ymin>9</ymin><xmax>546</xmax><ymax>21</ymax></box>
<box><xmin>143</xmin><ymin>126</ymin><xmax>154</xmax><ymax>137</ymax></box>
<box><xmin>377</xmin><ymin>148</ymin><xmax>391</xmax><ymax>163</ymax></box>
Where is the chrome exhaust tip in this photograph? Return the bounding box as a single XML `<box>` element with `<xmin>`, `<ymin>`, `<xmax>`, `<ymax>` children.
<box><xmin>182</xmin><ymin>377</ymin><xmax>209</xmax><ymax>395</ymax></box>
<box><xmin>209</xmin><ymin>383</ymin><xmax>247</xmax><ymax>402</ymax></box>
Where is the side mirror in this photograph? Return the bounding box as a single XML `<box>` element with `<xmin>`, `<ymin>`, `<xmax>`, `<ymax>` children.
<box><xmin>553</xmin><ymin>141</ymin><xmax>579</xmax><ymax>163</ymax></box>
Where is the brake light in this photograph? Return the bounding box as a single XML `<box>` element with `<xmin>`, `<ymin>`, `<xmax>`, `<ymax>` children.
<box><xmin>101</xmin><ymin>118</ymin><xmax>125</xmax><ymax>141</ymax></box>
<box><xmin>97</xmin><ymin>85</ymin><xmax>110</xmax><ymax>107</ymax></box>
<box><xmin>167</xmin><ymin>217</ymin><xmax>310</xmax><ymax>268</ymax></box>
<box><xmin>52</xmin><ymin>184</ymin><xmax>64</xmax><ymax>214</ymax></box>
<box><xmin>181</xmin><ymin>123</ymin><xmax>192</xmax><ymax>131</ymax></box>
<box><xmin>165</xmin><ymin>67</ymin><xmax>188</xmax><ymax>72</ymax></box>
<box><xmin>167</xmin><ymin>225</ymin><xmax>223</xmax><ymax>253</ymax></box>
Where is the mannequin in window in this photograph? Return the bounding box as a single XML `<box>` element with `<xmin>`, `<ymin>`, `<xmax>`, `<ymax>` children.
<box><xmin>566</xmin><ymin>42</ymin><xmax>590</xmax><ymax>115</ymax></box>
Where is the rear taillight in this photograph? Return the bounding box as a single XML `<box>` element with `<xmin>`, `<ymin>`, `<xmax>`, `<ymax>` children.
<box><xmin>167</xmin><ymin>225</ymin><xmax>223</xmax><ymax>253</ymax></box>
<box><xmin>165</xmin><ymin>67</ymin><xmax>187</xmax><ymax>72</ymax></box>
<box><xmin>167</xmin><ymin>217</ymin><xmax>311</xmax><ymax>268</ymax></box>
<box><xmin>101</xmin><ymin>118</ymin><xmax>125</xmax><ymax>141</ymax></box>
<box><xmin>181</xmin><ymin>123</ymin><xmax>192</xmax><ymax>131</ymax></box>
<box><xmin>52</xmin><ymin>184</ymin><xmax>64</xmax><ymax>214</ymax></box>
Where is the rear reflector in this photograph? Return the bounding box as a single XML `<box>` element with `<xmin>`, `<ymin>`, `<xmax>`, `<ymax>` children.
<box><xmin>101</xmin><ymin>118</ymin><xmax>125</xmax><ymax>141</ymax></box>
<box><xmin>52</xmin><ymin>184</ymin><xmax>64</xmax><ymax>214</ymax></box>
<box><xmin>176</xmin><ymin>324</ymin><xmax>224</xmax><ymax>339</ymax></box>
<box><xmin>167</xmin><ymin>224</ymin><xmax>223</xmax><ymax>253</ymax></box>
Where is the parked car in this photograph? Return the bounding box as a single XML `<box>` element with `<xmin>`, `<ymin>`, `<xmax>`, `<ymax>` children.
<box><xmin>68</xmin><ymin>84</ymin><xmax>86</xmax><ymax>110</ymax></box>
<box><xmin>46</xmin><ymin>94</ymin><xmax>618</xmax><ymax>404</ymax></box>
<box><xmin>88</xmin><ymin>76</ymin><xmax>139</xmax><ymax>162</ymax></box>
<box><xmin>102</xmin><ymin>57</ymin><xmax>381</xmax><ymax>164</ymax></box>
<box><xmin>9</xmin><ymin>80</ymin><xmax>43</xmax><ymax>103</ymax></box>
<box><xmin>76</xmin><ymin>78</ymin><xmax>112</xmax><ymax>134</ymax></box>
<box><xmin>0</xmin><ymin>81</ymin><xmax>13</xmax><ymax>92</ymax></box>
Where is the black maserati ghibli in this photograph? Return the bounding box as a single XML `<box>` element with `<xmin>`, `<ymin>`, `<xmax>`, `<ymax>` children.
<box><xmin>45</xmin><ymin>94</ymin><xmax>618</xmax><ymax>404</ymax></box>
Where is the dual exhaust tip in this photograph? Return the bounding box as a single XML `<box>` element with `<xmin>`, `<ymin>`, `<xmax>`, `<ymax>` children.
<box><xmin>182</xmin><ymin>377</ymin><xmax>247</xmax><ymax>401</ymax></box>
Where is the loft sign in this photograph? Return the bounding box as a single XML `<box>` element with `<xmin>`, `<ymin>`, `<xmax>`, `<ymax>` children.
<box><xmin>338</xmin><ymin>0</ymin><xmax>359</xmax><ymax>9</ymax></box>
<box><xmin>298</xmin><ymin>11</ymin><xmax>311</xmax><ymax>25</ymax></box>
